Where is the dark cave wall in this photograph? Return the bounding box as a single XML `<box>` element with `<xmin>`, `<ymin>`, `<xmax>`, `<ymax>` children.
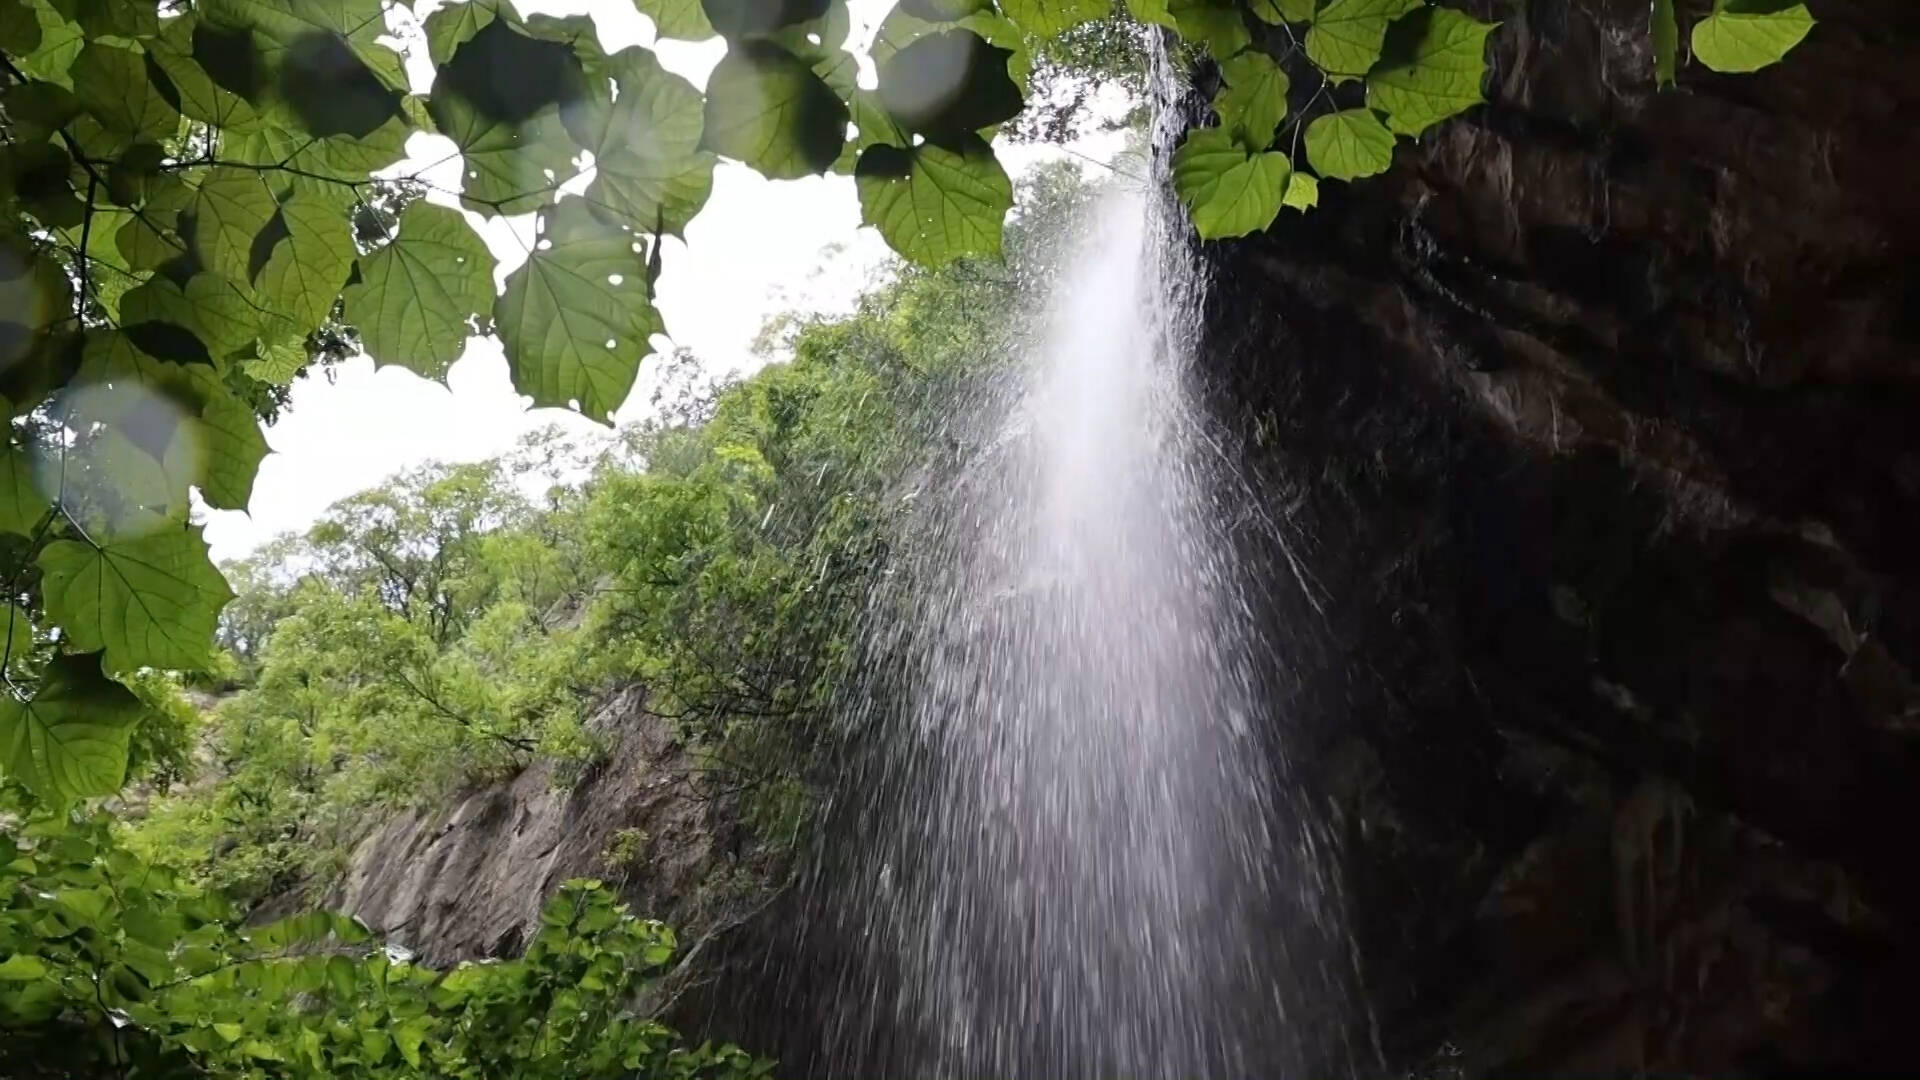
<box><xmin>1196</xmin><ymin>0</ymin><xmax>1920</xmax><ymax>1075</ymax></box>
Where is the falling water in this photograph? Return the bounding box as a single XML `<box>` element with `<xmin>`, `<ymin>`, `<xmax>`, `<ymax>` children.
<box><xmin>810</xmin><ymin>68</ymin><xmax>1357</xmax><ymax>1080</ymax></box>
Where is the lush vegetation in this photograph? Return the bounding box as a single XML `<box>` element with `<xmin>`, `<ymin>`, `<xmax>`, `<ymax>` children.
<box><xmin>1</xmin><ymin>0</ymin><xmax>1814</xmax><ymax>1069</ymax></box>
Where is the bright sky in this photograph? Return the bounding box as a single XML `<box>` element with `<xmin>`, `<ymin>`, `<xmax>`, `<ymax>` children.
<box><xmin>200</xmin><ymin>0</ymin><xmax>1132</xmax><ymax>560</ymax></box>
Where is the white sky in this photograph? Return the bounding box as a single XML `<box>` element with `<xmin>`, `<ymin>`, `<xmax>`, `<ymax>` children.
<box><xmin>200</xmin><ymin>0</ymin><xmax>1132</xmax><ymax>560</ymax></box>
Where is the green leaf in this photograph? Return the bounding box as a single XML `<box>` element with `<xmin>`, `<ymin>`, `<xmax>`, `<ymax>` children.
<box><xmin>201</xmin><ymin>0</ymin><xmax>405</xmax><ymax>91</ymax></box>
<box><xmin>1364</xmin><ymin>7</ymin><xmax>1495</xmax><ymax>136</ymax></box>
<box><xmin>700</xmin><ymin>0</ymin><xmax>829</xmax><ymax>39</ymax></box>
<box><xmin>0</xmin><ymin>0</ymin><xmax>39</xmax><ymax>53</ymax></box>
<box><xmin>77</xmin><ymin>331</ymin><xmax>271</xmax><ymax>510</ymax></box>
<box><xmin>428</xmin><ymin>61</ymin><xmax>578</xmax><ymax>216</ymax></box>
<box><xmin>38</xmin><ymin>524</ymin><xmax>233</xmax><ymax>674</ymax></box>
<box><xmin>147</xmin><ymin>16</ymin><xmax>262</xmax><ymax>130</ymax></box>
<box><xmin>241</xmin><ymin>338</ymin><xmax>305</xmax><ymax>385</ymax></box>
<box><xmin>0</xmin><ymin>954</ymin><xmax>48</xmax><ymax>980</ymax></box>
<box><xmin>433</xmin><ymin>17</ymin><xmax>588</xmax><ymax>128</ymax></box>
<box><xmin>1691</xmin><ymin>0</ymin><xmax>1813</xmax><ymax>74</ymax></box>
<box><xmin>0</xmin><ymin>652</ymin><xmax>147</xmax><ymax>804</ymax></box>
<box><xmin>1248</xmin><ymin>0</ymin><xmax>1314</xmax><ymax>24</ymax></box>
<box><xmin>70</xmin><ymin>0</ymin><xmax>159</xmax><ymax>41</ymax></box>
<box><xmin>1214</xmin><ymin>49</ymin><xmax>1289</xmax><ymax>145</ymax></box>
<box><xmin>854</xmin><ymin>133</ymin><xmax>1010</xmax><ymax>265</ymax></box>
<box><xmin>1304</xmin><ymin>0</ymin><xmax>1419</xmax><ymax>80</ymax></box>
<box><xmin>72</xmin><ymin>43</ymin><xmax>182</xmax><ymax>148</ymax></box>
<box><xmin>566</xmin><ymin>47</ymin><xmax>715</xmax><ymax>237</ymax></box>
<box><xmin>13</xmin><ymin>0</ymin><xmax>82</xmax><ymax>88</ymax></box>
<box><xmin>0</xmin><ymin>447</ymin><xmax>48</xmax><ymax>537</ymax></box>
<box><xmin>120</xmin><ymin>274</ymin><xmax>263</xmax><ymax>361</ymax></box>
<box><xmin>636</xmin><ymin>0</ymin><xmax>716</xmax><ymax>40</ymax></box>
<box><xmin>0</xmin><ymin>80</ymin><xmax>79</xmax><ymax>143</ymax></box>
<box><xmin>1172</xmin><ymin>126</ymin><xmax>1288</xmax><ymax>239</ymax></box>
<box><xmin>1651</xmin><ymin>0</ymin><xmax>1677</xmax><ymax>87</ymax></box>
<box><xmin>900</xmin><ymin>0</ymin><xmax>991</xmax><ymax>19</ymax></box>
<box><xmin>1304</xmin><ymin>107</ymin><xmax>1395</xmax><ymax>180</ymax></box>
<box><xmin>701</xmin><ymin>40</ymin><xmax>848</xmax><ymax>179</ymax></box>
<box><xmin>1166</xmin><ymin>0</ymin><xmax>1248</xmax><ymax>56</ymax></box>
<box><xmin>422</xmin><ymin>0</ymin><xmax>498</xmax><ymax>65</ymax></box>
<box><xmin>1123</xmin><ymin>0</ymin><xmax>1176</xmax><ymax>28</ymax></box>
<box><xmin>496</xmin><ymin>199</ymin><xmax>662</xmax><ymax>423</ymax></box>
<box><xmin>256</xmin><ymin>196</ymin><xmax>356</xmax><ymax>328</ymax></box>
<box><xmin>589</xmin><ymin>153</ymin><xmax>716</xmax><ymax>240</ymax></box>
<box><xmin>1282</xmin><ymin>169</ymin><xmax>1319</xmax><ymax>210</ymax></box>
<box><xmin>0</xmin><ymin>241</ymin><xmax>70</xmax><ymax>367</ymax></box>
<box><xmin>876</xmin><ymin>29</ymin><xmax>1022</xmax><ymax>135</ymax></box>
<box><xmin>996</xmin><ymin>0</ymin><xmax>1105</xmax><ymax>38</ymax></box>
<box><xmin>343</xmin><ymin>202</ymin><xmax>497</xmax><ymax>381</ymax></box>
<box><xmin>192</xmin><ymin>168</ymin><xmax>277</xmax><ymax>284</ymax></box>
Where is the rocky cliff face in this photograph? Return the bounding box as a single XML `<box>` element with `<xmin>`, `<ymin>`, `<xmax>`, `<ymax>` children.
<box><xmin>319</xmin><ymin>686</ymin><xmax>767</xmax><ymax>976</ymax></box>
<box><xmin>1196</xmin><ymin>0</ymin><xmax>1920</xmax><ymax>1074</ymax></box>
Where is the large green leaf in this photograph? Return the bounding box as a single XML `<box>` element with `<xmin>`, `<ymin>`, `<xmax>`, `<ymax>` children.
<box><xmin>200</xmin><ymin>0</ymin><xmax>405</xmax><ymax>91</ymax></box>
<box><xmin>0</xmin><ymin>0</ymin><xmax>40</xmax><ymax>53</ymax></box>
<box><xmin>496</xmin><ymin>200</ymin><xmax>662</xmax><ymax>423</ymax></box>
<box><xmin>70</xmin><ymin>43</ymin><xmax>182</xmax><ymax>148</ymax></box>
<box><xmin>1247</xmin><ymin>0</ymin><xmax>1313</xmax><ymax>24</ymax></box>
<box><xmin>566</xmin><ymin>47</ymin><xmax>715</xmax><ymax>237</ymax></box>
<box><xmin>1</xmin><ymin>445</ymin><xmax>48</xmax><ymax>536</ymax></box>
<box><xmin>701</xmin><ymin>40</ymin><xmax>848</xmax><ymax>179</ymax></box>
<box><xmin>119</xmin><ymin>274</ymin><xmax>262</xmax><ymax>362</ymax></box>
<box><xmin>1304</xmin><ymin>0</ymin><xmax>1419</xmax><ymax>79</ymax></box>
<box><xmin>996</xmin><ymin>0</ymin><xmax>1105</xmax><ymax>39</ymax></box>
<box><xmin>422</xmin><ymin>0</ymin><xmax>498</xmax><ymax>64</ymax></box>
<box><xmin>1304</xmin><ymin>107</ymin><xmax>1395</xmax><ymax>180</ymax></box>
<box><xmin>343</xmin><ymin>202</ymin><xmax>497</xmax><ymax>381</ymax></box>
<box><xmin>38</xmin><ymin>522</ymin><xmax>233</xmax><ymax>674</ymax></box>
<box><xmin>1214</xmin><ymin>50</ymin><xmax>1289</xmax><ymax>145</ymax></box>
<box><xmin>13</xmin><ymin>0</ymin><xmax>82</xmax><ymax>88</ymax></box>
<box><xmin>635</xmin><ymin>0</ymin><xmax>716</xmax><ymax>40</ymax></box>
<box><xmin>876</xmin><ymin>29</ymin><xmax>1022</xmax><ymax>135</ymax></box>
<box><xmin>75</xmin><ymin>331</ymin><xmax>270</xmax><ymax>511</ymax></box>
<box><xmin>1172</xmin><ymin>126</ymin><xmax>1288</xmax><ymax>240</ymax></box>
<box><xmin>1691</xmin><ymin>0</ymin><xmax>1813</xmax><ymax>74</ymax></box>
<box><xmin>588</xmin><ymin>153</ymin><xmax>715</xmax><ymax>239</ymax></box>
<box><xmin>1364</xmin><ymin>6</ymin><xmax>1494</xmax><ymax>136</ymax></box>
<box><xmin>1166</xmin><ymin>0</ymin><xmax>1248</xmax><ymax>56</ymax></box>
<box><xmin>0</xmin><ymin>652</ymin><xmax>147</xmax><ymax>804</ymax></box>
<box><xmin>255</xmin><ymin>196</ymin><xmax>356</xmax><ymax>328</ymax></box>
<box><xmin>854</xmin><ymin>133</ymin><xmax>1010</xmax><ymax>265</ymax></box>
<box><xmin>192</xmin><ymin>168</ymin><xmax>278</xmax><ymax>284</ymax></box>
<box><xmin>147</xmin><ymin>17</ymin><xmax>263</xmax><ymax>131</ymax></box>
<box><xmin>429</xmin><ymin>94</ymin><xmax>578</xmax><ymax>217</ymax></box>
<box><xmin>700</xmin><ymin>0</ymin><xmax>829</xmax><ymax>39</ymax></box>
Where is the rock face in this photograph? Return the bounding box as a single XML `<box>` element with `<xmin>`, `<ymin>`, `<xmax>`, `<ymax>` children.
<box><xmin>323</xmin><ymin>686</ymin><xmax>755</xmax><ymax>970</ymax></box>
<box><xmin>1194</xmin><ymin>0</ymin><xmax>1920</xmax><ymax>1074</ymax></box>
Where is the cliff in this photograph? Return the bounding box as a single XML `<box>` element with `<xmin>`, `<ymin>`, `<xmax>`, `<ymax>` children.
<box><xmin>1195</xmin><ymin>0</ymin><xmax>1920</xmax><ymax>1074</ymax></box>
<box><xmin>318</xmin><ymin>685</ymin><xmax>772</xmax><ymax>977</ymax></box>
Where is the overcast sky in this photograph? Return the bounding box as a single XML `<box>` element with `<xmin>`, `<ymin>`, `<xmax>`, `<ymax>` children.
<box><xmin>199</xmin><ymin>0</ymin><xmax>1130</xmax><ymax>560</ymax></box>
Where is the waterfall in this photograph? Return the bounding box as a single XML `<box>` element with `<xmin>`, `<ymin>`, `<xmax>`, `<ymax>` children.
<box><xmin>807</xmin><ymin>62</ymin><xmax>1360</xmax><ymax>1080</ymax></box>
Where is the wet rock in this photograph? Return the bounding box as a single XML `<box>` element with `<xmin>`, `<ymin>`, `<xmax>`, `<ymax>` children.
<box><xmin>1196</xmin><ymin>0</ymin><xmax>1920</xmax><ymax>1074</ymax></box>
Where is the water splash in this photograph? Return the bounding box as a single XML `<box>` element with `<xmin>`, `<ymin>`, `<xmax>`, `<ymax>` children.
<box><xmin>812</xmin><ymin>89</ymin><xmax>1358</xmax><ymax>1079</ymax></box>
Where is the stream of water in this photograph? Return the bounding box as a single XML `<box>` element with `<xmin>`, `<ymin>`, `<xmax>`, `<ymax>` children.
<box><xmin>813</xmin><ymin>80</ymin><xmax>1355</xmax><ymax>1077</ymax></box>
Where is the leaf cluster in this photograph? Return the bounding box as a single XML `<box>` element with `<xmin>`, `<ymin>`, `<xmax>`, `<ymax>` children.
<box><xmin>1166</xmin><ymin>0</ymin><xmax>1816</xmax><ymax>239</ymax></box>
<box><xmin>1</xmin><ymin>793</ymin><xmax>765</xmax><ymax>1079</ymax></box>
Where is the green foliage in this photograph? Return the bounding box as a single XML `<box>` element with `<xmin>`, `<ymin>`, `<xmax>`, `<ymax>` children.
<box><xmin>0</xmin><ymin>0</ymin><xmax>1826</xmax><ymax>838</ymax></box>
<box><xmin>1168</xmin><ymin>0</ymin><xmax>1813</xmax><ymax>235</ymax></box>
<box><xmin>1</xmin><ymin>792</ymin><xmax>765</xmax><ymax>1079</ymax></box>
<box><xmin>1171</xmin><ymin>126</ymin><xmax>1290</xmax><ymax>239</ymax></box>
